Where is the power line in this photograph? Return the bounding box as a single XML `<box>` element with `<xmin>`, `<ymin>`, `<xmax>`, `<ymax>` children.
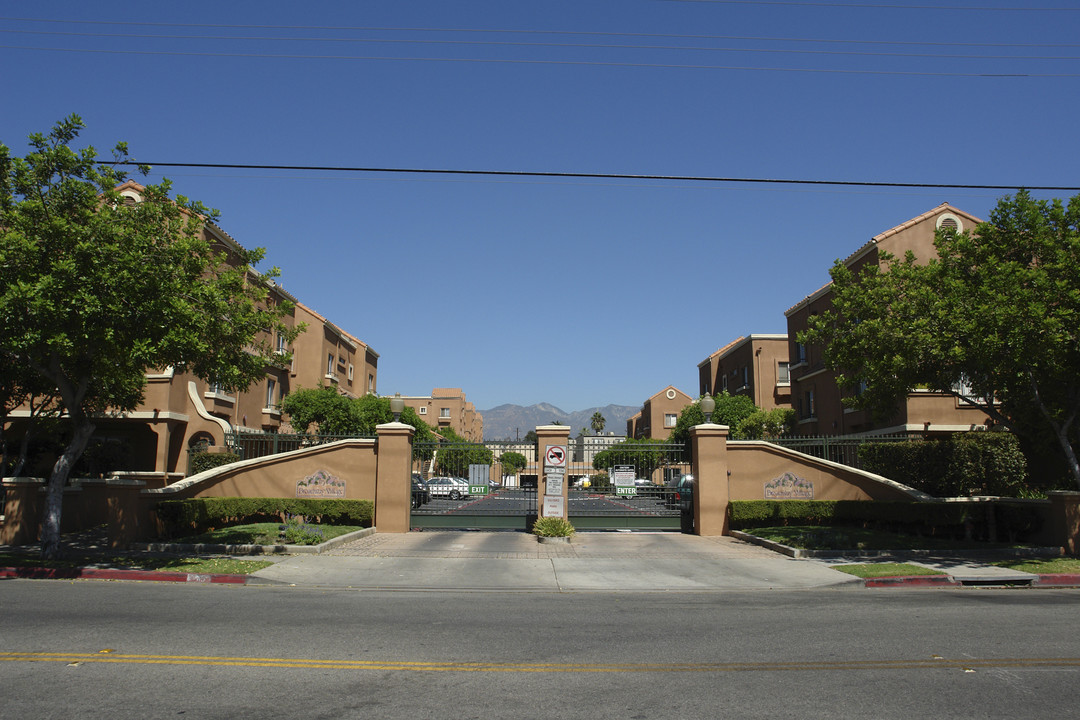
<box><xmin>3</xmin><ymin>28</ymin><xmax>1078</xmax><ymax>61</ymax></box>
<box><xmin>4</xmin><ymin>45</ymin><xmax>1075</xmax><ymax>76</ymax></box>
<box><xmin>2</xmin><ymin>17</ymin><xmax>1077</xmax><ymax>48</ymax></box>
<box><xmin>662</xmin><ymin>0</ymin><xmax>1078</xmax><ymax>9</ymax></box>
<box><xmin>101</xmin><ymin>160</ymin><xmax>1080</xmax><ymax>192</ymax></box>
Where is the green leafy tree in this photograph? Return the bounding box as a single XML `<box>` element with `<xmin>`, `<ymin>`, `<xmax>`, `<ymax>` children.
<box><xmin>803</xmin><ymin>191</ymin><xmax>1080</xmax><ymax>489</ymax></box>
<box><xmin>0</xmin><ymin>116</ymin><xmax>301</xmax><ymax>558</ymax></box>
<box><xmin>433</xmin><ymin>425</ymin><xmax>493</xmax><ymax>477</ymax></box>
<box><xmin>592</xmin><ymin>438</ymin><xmax>674</xmax><ymax>479</ymax></box>
<box><xmin>590</xmin><ymin>411</ymin><xmax>606</xmax><ymax>435</ymax></box>
<box><xmin>281</xmin><ymin>385</ymin><xmax>365</xmax><ymax>434</ymax></box>
<box><xmin>0</xmin><ymin>363</ymin><xmax>61</xmax><ymax>476</ymax></box>
<box><xmin>669</xmin><ymin>391</ymin><xmax>759</xmax><ymax>452</ymax></box>
<box><xmin>282</xmin><ymin>388</ymin><xmax>433</xmax><ymax>442</ymax></box>
<box><xmin>499</xmin><ymin>451</ymin><xmax>528</xmax><ymax>477</ymax></box>
<box><xmin>734</xmin><ymin>408</ymin><xmax>795</xmax><ymax>440</ymax></box>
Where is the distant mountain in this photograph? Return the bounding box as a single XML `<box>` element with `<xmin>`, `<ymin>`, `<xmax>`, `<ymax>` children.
<box><xmin>480</xmin><ymin>403</ymin><xmax>639</xmax><ymax>441</ymax></box>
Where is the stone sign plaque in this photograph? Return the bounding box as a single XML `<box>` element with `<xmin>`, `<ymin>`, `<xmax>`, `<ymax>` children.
<box><xmin>296</xmin><ymin>470</ymin><xmax>346</xmax><ymax>498</ymax></box>
<box><xmin>764</xmin><ymin>472</ymin><xmax>814</xmax><ymax>499</ymax></box>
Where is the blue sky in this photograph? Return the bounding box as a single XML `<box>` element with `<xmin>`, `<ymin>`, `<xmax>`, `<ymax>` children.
<box><xmin>3</xmin><ymin>1</ymin><xmax>1078</xmax><ymax>411</ymax></box>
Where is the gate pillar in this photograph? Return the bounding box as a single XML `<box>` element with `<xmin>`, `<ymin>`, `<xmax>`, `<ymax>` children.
<box><xmin>690</xmin><ymin>424</ymin><xmax>730</xmax><ymax>536</ymax></box>
<box><xmin>535</xmin><ymin>425</ymin><xmax>571</xmax><ymax>523</ymax></box>
<box><xmin>375</xmin><ymin>422</ymin><xmax>416</xmax><ymax>533</ymax></box>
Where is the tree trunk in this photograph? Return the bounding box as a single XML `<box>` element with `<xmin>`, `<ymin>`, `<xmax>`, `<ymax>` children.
<box><xmin>39</xmin><ymin>418</ymin><xmax>95</xmax><ymax>560</ymax></box>
<box><xmin>1055</xmin><ymin>427</ymin><xmax>1080</xmax><ymax>492</ymax></box>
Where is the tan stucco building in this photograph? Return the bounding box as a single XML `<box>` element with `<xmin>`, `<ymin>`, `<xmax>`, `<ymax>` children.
<box><xmin>627</xmin><ymin>386</ymin><xmax>694</xmax><ymax>440</ymax></box>
<box><xmin>399</xmin><ymin>388</ymin><xmax>484</xmax><ymax>442</ymax></box>
<box><xmin>698</xmin><ymin>334</ymin><xmax>791</xmax><ymax>412</ymax></box>
<box><xmin>784</xmin><ymin>203</ymin><xmax>992</xmax><ymax>437</ymax></box>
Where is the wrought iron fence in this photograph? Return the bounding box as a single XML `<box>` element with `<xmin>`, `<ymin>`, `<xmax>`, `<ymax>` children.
<box><xmin>767</xmin><ymin>433</ymin><xmax>919</xmax><ymax>469</ymax></box>
<box><xmin>222</xmin><ymin>431</ymin><xmax>375</xmax><ymax>462</ymax></box>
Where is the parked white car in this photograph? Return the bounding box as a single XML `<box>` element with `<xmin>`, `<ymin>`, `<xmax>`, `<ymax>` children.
<box><xmin>426</xmin><ymin>476</ymin><xmax>471</xmax><ymax>500</ymax></box>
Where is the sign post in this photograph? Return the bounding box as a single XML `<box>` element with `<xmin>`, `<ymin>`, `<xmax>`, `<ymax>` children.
<box><xmin>536</xmin><ymin>427</ymin><xmax>571</xmax><ymax>521</ymax></box>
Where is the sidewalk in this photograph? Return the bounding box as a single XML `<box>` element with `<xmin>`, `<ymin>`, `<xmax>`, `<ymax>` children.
<box><xmin>3</xmin><ymin>530</ymin><xmax>1078</xmax><ymax>590</ymax></box>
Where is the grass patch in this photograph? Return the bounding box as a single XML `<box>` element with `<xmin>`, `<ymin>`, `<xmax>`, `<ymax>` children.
<box><xmin>745</xmin><ymin>525</ymin><xmax>1021</xmax><ymax>552</ymax></box>
<box><xmin>993</xmin><ymin>557</ymin><xmax>1080</xmax><ymax>574</ymax></box>
<box><xmin>174</xmin><ymin>523</ymin><xmax>364</xmax><ymax>546</ymax></box>
<box><xmin>831</xmin><ymin>563</ymin><xmax>948</xmax><ymax>579</ymax></box>
<box><xmin>0</xmin><ymin>552</ymin><xmax>273</xmax><ymax>575</ymax></box>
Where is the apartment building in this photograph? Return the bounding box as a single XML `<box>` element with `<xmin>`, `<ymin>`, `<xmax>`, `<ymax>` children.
<box><xmin>784</xmin><ymin>203</ymin><xmax>992</xmax><ymax>437</ymax></box>
<box><xmin>627</xmin><ymin>386</ymin><xmax>693</xmax><ymax>440</ymax></box>
<box><xmin>4</xmin><ymin>182</ymin><xmax>378</xmax><ymax>478</ymax></box>
<box><xmin>399</xmin><ymin>388</ymin><xmax>484</xmax><ymax>442</ymax></box>
<box><xmin>698</xmin><ymin>334</ymin><xmax>791</xmax><ymax>411</ymax></box>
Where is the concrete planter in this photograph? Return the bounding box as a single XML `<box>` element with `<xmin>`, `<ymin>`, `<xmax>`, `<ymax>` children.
<box><xmin>537</xmin><ymin>535</ymin><xmax>571</xmax><ymax>544</ymax></box>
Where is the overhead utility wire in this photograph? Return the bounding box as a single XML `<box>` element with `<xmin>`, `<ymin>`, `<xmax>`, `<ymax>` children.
<box><xmin>4</xmin><ymin>46</ymin><xmax>1074</xmax><ymax>76</ymax></box>
<box><xmin>2</xmin><ymin>18</ymin><xmax>1078</xmax><ymax>49</ymax></box>
<box><xmin>664</xmin><ymin>0</ymin><xmax>1078</xmax><ymax>9</ymax></box>
<box><xmin>3</xmin><ymin>29</ymin><xmax>1076</xmax><ymax>60</ymax></box>
<box><xmin>102</xmin><ymin>160</ymin><xmax>1080</xmax><ymax>192</ymax></box>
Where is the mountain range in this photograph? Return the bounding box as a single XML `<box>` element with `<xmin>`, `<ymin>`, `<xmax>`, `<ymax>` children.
<box><xmin>479</xmin><ymin>403</ymin><xmax>639</xmax><ymax>441</ymax></box>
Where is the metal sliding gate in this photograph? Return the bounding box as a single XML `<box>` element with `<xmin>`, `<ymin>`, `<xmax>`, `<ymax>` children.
<box><xmin>564</xmin><ymin>438</ymin><xmax>690</xmax><ymax>531</ymax></box>
<box><xmin>410</xmin><ymin>441</ymin><xmax>539</xmax><ymax>529</ymax></box>
<box><xmin>410</xmin><ymin>438</ymin><xmax>692</xmax><ymax>532</ymax></box>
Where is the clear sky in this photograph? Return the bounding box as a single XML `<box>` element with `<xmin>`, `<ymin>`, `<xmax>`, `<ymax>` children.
<box><xmin>3</xmin><ymin>1</ymin><xmax>1078</xmax><ymax>411</ymax></box>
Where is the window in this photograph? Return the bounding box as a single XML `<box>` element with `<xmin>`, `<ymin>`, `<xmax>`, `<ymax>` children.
<box><xmin>741</xmin><ymin>367</ymin><xmax>749</xmax><ymax>386</ymax></box>
<box><xmin>721</xmin><ymin>376</ymin><xmax>728</xmax><ymax>391</ymax></box>
<box><xmin>801</xmin><ymin>389</ymin><xmax>815</xmax><ymax>419</ymax></box>
<box><xmin>368</xmin><ymin>374</ymin><xmax>374</xmax><ymax>393</ymax></box>
<box><xmin>777</xmin><ymin>361</ymin><xmax>790</xmax><ymax>384</ymax></box>
<box><xmin>440</xmin><ymin>408</ymin><xmax>451</xmax><ymax>418</ymax></box>
<box><xmin>266</xmin><ymin>379</ymin><xmax>277</xmax><ymax>408</ymax></box>
<box><xmin>276</xmin><ymin>332</ymin><xmax>287</xmax><ymax>354</ymax></box>
<box><xmin>795</xmin><ymin>342</ymin><xmax>807</xmax><ymax>364</ymax></box>
<box><xmin>664</xmin><ymin>413</ymin><xmax>678</xmax><ymax>428</ymax></box>
<box><xmin>419</xmin><ymin>406</ymin><xmax>427</xmax><ymax>415</ymax></box>
<box><xmin>326</xmin><ymin>353</ymin><xmax>335</xmax><ymax>375</ymax></box>
<box><xmin>347</xmin><ymin>363</ymin><xmax>354</xmax><ymax>381</ymax></box>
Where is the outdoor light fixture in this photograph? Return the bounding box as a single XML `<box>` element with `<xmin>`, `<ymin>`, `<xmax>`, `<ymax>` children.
<box><xmin>700</xmin><ymin>395</ymin><xmax>716</xmax><ymax>424</ymax></box>
<box><xmin>390</xmin><ymin>393</ymin><xmax>405</xmax><ymax>422</ymax></box>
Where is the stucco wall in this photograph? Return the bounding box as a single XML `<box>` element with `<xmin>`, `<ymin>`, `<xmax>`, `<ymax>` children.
<box><xmin>145</xmin><ymin>439</ymin><xmax>378</xmax><ymax>503</ymax></box>
<box><xmin>727</xmin><ymin>441</ymin><xmax>929</xmax><ymax>502</ymax></box>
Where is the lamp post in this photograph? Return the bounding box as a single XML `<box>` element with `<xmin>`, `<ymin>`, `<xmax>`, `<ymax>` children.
<box><xmin>700</xmin><ymin>395</ymin><xmax>716</xmax><ymax>424</ymax></box>
<box><xmin>390</xmin><ymin>393</ymin><xmax>405</xmax><ymax>423</ymax></box>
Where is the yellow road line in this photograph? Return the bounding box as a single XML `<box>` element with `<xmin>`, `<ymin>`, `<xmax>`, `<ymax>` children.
<box><xmin>2</xmin><ymin>651</ymin><xmax>1080</xmax><ymax>673</ymax></box>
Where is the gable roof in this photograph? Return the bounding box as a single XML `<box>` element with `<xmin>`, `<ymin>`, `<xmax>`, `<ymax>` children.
<box><xmin>784</xmin><ymin>203</ymin><xmax>982</xmax><ymax>317</ymax></box>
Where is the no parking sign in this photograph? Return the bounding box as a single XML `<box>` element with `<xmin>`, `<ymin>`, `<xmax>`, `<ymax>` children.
<box><xmin>544</xmin><ymin>444</ymin><xmax>566</xmax><ymax>469</ymax></box>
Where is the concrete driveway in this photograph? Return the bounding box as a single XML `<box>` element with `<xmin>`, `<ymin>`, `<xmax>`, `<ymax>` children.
<box><xmin>250</xmin><ymin>531</ymin><xmax>861</xmax><ymax>591</ymax></box>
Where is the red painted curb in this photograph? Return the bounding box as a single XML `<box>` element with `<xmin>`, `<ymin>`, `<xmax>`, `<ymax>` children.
<box><xmin>865</xmin><ymin>575</ymin><xmax>958</xmax><ymax>588</ymax></box>
<box><xmin>1034</xmin><ymin>574</ymin><xmax>1080</xmax><ymax>587</ymax></box>
<box><xmin>0</xmin><ymin>566</ymin><xmax>248</xmax><ymax>584</ymax></box>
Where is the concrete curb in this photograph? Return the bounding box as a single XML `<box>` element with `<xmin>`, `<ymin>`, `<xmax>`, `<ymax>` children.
<box><xmin>0</xmin><ymin>566</ymin><xmax>247</xmax><ymax>584</ymax></box>
<box><xmin>129</xmin><ymin>526</ymin><xmax>376</xmax><ymax>555</ymax></box>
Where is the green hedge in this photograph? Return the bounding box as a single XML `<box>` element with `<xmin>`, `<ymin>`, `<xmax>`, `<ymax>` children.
<box><xmin>730</xmin><ymin>499</ymin><xmax>1045</xmax><ymax>543</ymax></box>
<box><xmin>155</xmin><ymin>497</ymin><xmax>374</xmax><ymax>535</ymax></box>
<box><xmin>188</xmin><ymin>451</ymin><xmax>242</xmax><ymax>476</ymax></box>
<box><xmin>857</xmin><ymin>433</ymin><xmax>1027</xmax><ymax>497</ymax></box>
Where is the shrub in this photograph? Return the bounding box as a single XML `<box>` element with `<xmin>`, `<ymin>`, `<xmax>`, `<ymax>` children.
<box><xmin>188</xmin><ymin>451</ymin><xmax>241</xmax><ymax>476</ymax></box>
<box><xmin>280</xmin><ymin>514</ymin><xmax>327</xmax><ymax>545</ymax></box>
<box><xmin>155</xmin><ymin>497</ymin><xmax>373</xmax><ymax>536</ymax></box>
<box><xmin>532</xmin><ymin>517</ymin><xmax>575</xmax><ymax>537</ymax></box>
<box><xmin>729</xmin><ymin>499</ymin><xmax>1047</xmax><ymax>543</ymax></box>
<box><xmin>858</xmin><ymin>432</ymin><xmax>1028</xmax><ymax>497</ymax></box>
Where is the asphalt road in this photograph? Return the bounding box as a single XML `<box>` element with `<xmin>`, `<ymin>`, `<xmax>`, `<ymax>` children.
<box><xmin>2</xmin><ymin>581</ymin><xmax>1079</xmax><ymax>719</ymax></box>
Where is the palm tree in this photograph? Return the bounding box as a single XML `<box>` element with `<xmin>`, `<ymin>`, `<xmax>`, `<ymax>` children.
<box><xmin>590</xmin><ymin>412</ymin><xmax>606</xmax><ymax>436</ymax></box>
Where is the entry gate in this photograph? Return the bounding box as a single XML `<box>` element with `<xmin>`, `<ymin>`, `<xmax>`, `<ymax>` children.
<box><xmin>410</xmin><ymin>438</ymin><xmax>691</xmax><ymax>531</ymax></box>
